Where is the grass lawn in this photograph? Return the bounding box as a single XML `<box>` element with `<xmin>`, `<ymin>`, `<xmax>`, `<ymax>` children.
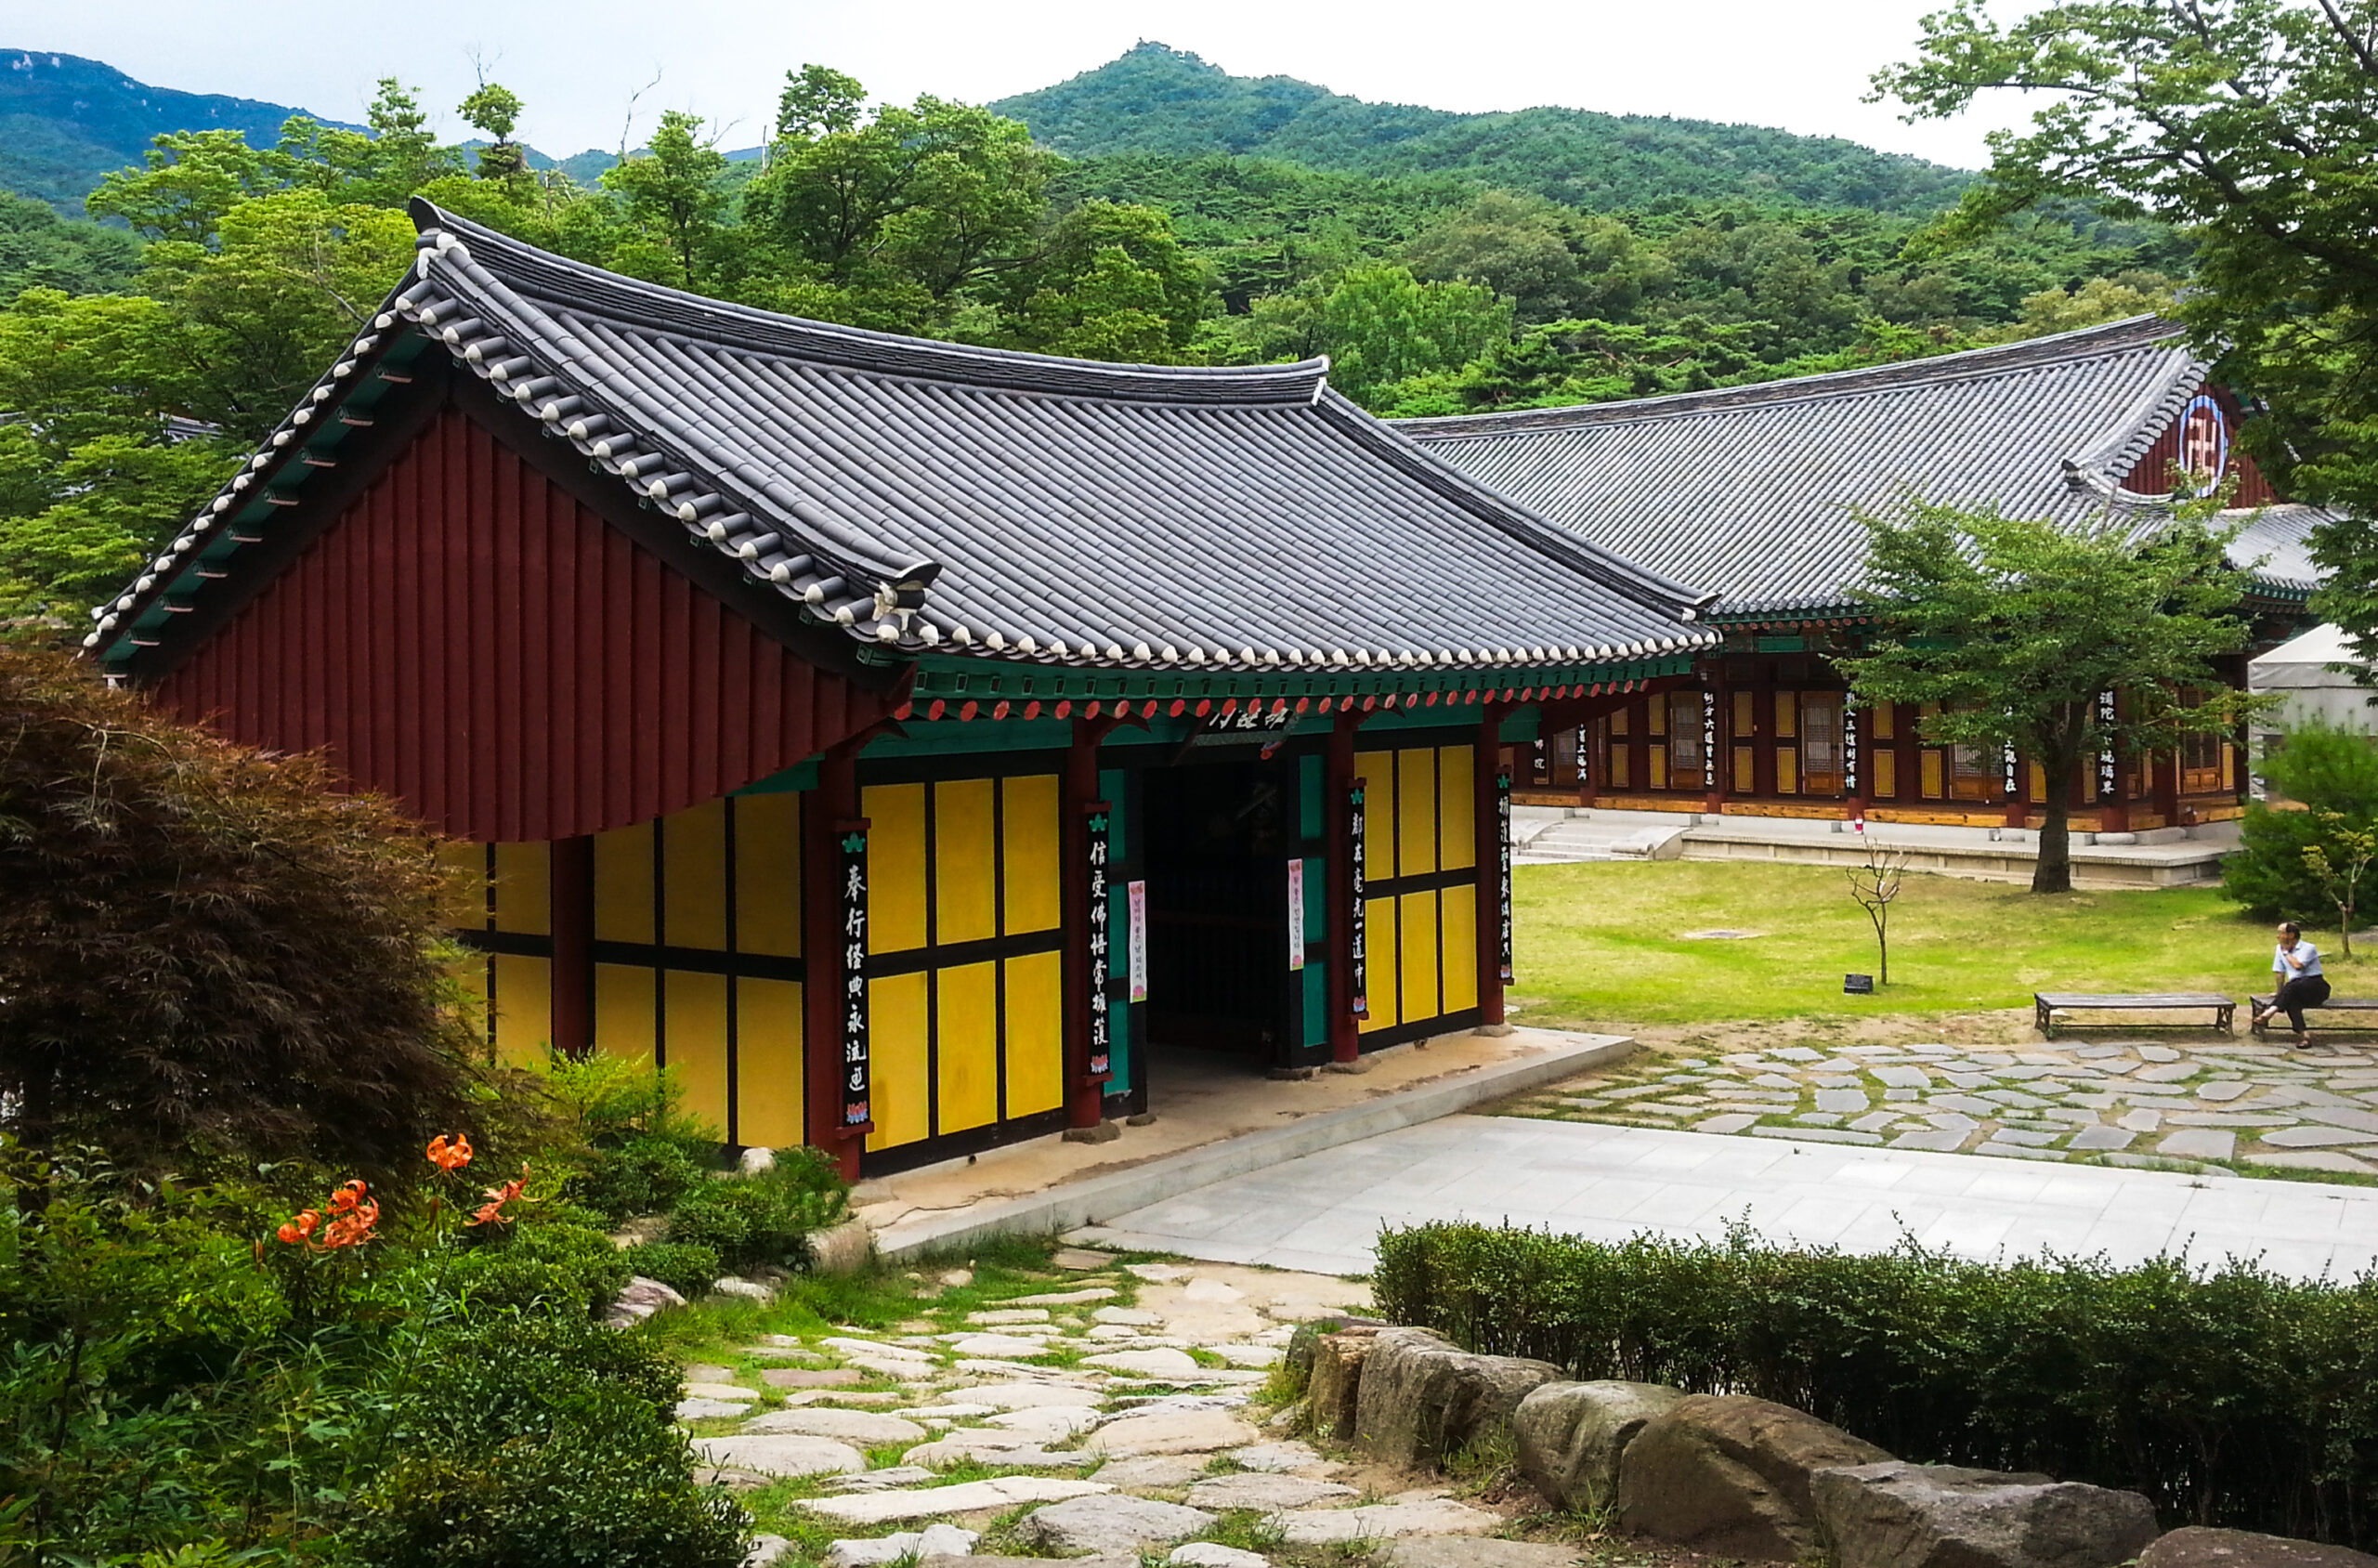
<box><xmin>1511</xmin><ymin>860</ymin><xmax>2355</xmax><ymax>1026</ymax></box>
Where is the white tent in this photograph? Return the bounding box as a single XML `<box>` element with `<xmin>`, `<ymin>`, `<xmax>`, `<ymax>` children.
<box><xmin>2249</xmin><ymin>623</ymin><xmax>2377</xmax><ymax>748</ymax></box>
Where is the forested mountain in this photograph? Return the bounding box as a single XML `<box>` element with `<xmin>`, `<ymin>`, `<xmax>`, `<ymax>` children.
<box><xmin>996</xmin><ymin>43</ymin><xmax>1970</xmax><ymax>216</ymax></box>
<box><xmin>0</xmin><ymin>50</ymin><xmax>349</xmax><ymax>212</ymax></box>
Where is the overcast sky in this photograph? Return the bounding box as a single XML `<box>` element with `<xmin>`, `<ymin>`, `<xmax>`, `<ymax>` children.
<box><xmin>17</xmin><ymin>0</ymin><xmax>2036</xmax><ymax>169</ymax></box>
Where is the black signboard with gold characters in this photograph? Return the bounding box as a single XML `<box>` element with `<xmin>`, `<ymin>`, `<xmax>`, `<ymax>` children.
<box><xmin>838</xmin><ymin>822</ymin><xmax>871</xmax><ymax>1130</ymax></box>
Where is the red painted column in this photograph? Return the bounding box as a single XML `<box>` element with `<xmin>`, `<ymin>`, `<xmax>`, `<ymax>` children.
<box><xmin>1476</xmin><ymin>704</ymin><xmax>1509</xmax><ymax>1029</ymax></box>
<box><xmin>2152</xmin><ymin>747</ymin><xmax>2183</xmax><ymax>829</ymax></box>
<box><xmin>1326</xmin><ymin>709</ymin><xmax>1364</xmax><ymax>1064</ymax></box>
<box><xmin>804</xmin><ymin>743</ymin><xmax>866</xmax><ymax>1178</ymax></box>
<box><xmin>548</xmin><ymin>835</ymin><xmax>594</xmax><ymax>1057</ymax></box>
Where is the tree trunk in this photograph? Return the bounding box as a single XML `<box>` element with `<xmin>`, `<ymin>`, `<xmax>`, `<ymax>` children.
<box><xmin>2033</xmin><ymin>764</ymin><xmax>2074</xmax><ymax>894</ymax></box>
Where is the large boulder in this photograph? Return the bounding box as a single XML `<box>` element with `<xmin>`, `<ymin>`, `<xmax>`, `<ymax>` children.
<box><xmin>1310</xmin><ymin>1328</ymin><xmax>1379</xmax><ymax>1442</ymax></box>
<box><xmin>1352</xmin><ymin>1327</ymin><xmax>1564</xmax><ymax>1470</ymax></box>
<box><xmin>1813</xmin><ymin>1460</ymin><xmax>2161</xmax><ymax>1568</ymax></box>
<box><xmin>2141</xmin><ymin>1530</ymin><xmax>2378</xmax><ymax>1568</ymax></box>
<box><xmin>1615</xmin><ymin>1393</ymin><xmax>1891</xmax><ymax>1560</ymax></box>
<box><xmin>1515</xmin><ymin>1379</ymin><xmax>1685</xmax><ymax>1511</ymax></box>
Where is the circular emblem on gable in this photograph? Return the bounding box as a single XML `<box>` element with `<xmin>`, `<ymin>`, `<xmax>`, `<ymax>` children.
<box><xmin>2179</xmin><ymin>393</ymin><xmax>2228</xmax><ymax>494</ymax></box>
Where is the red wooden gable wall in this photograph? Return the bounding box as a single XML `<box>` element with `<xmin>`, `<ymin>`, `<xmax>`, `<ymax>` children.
<box><xmin>157</xmin><ymin>406</ymin><xmax>902</xmax><ymax>843</ymax></box>
<box><xmin>2120</xmin><ymin>384</ymin><xmax>2279</xmax><ymax>504</ymax></box>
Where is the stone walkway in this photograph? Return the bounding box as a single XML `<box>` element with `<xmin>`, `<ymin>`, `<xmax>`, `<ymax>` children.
<box><xmin>1506</xmin><ymin>1034</ymin><xmax>2378</xmax><ymax>1175</ymax></box>
<box><xmin>1077</xmin><ymin>1113</ymin><xmax>2378</xmax><ymax>1280</ymax></box>
<box><xmin>678</xmin><ymin>1256</ymin><xmax>1535</xmax><ymax>1567</ymax></box>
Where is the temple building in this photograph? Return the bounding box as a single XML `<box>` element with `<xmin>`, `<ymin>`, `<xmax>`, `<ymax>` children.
<box><xmin>1405</xmin><ymin>319</ymin><xmax>2324</xmax><ymax>831</ymax></box>
<box><xmin>87</xmin><ymin>202</ymin><xmax>1718</xmax><ymax>1175</ymax></box>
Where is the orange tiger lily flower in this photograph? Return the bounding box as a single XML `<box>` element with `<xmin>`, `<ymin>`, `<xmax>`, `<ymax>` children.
<box><xmin>426</xmin><ymin>1133</ymin><xmax>474</xmax><ymax>1171</ymax></box>
<box><xmin>275</xmin><ymin>1209</ymin><xmax>320</xmax><ymax>1245</ymax></box>
<box><xmin>327</xmin><ymin>1179</ymin><xmax>368</xmax><ymax>1215</ymax></box>
<box><xmin>466</xmin><ymin>1164</ymin><xmax>532</xmax><ymax>1226</ymax></box>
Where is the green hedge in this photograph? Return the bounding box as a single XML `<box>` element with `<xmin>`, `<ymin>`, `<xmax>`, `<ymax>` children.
<box><xmin>1372</xmin><ymin>1221</ymin><xmax>2378</xmax><ymax>1545</ymax></box>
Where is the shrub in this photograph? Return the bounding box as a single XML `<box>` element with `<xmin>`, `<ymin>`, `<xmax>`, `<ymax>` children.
<box><xmin>1372</xmin><ymin>1220</ymin><xmax>2378</xmax><ymax>1546</ymax></box>
<box><xmin>621</xmin><ymin>1240</ymin><xmax>724</xmax><ymax>1299</ymax></box>
<box><xmin>0</xmin><ymin>643</ymin><xmax>477</xmax><ymax>1180</ymax></box>
<box><xmin>568</xmin><ymin>1133</ymin><xmax>709</xmax><ymax>1223</ymax></box>
<box><xmin>349</xmin><ymin>1308</ymin><xmax>749</xmax><ymax>1568</ymax></box>
<box><xmin>447</xmin><ymin>1220</ymin><xmax>631</xmax><ymax>1317</ymax></box>
<box><xmin>2226</xmin><ymin>716</ymin><xmax>2378</xmax><ymax>920</ymax></box>
<box><xmin>666</xmin><ymin>1155</ymin><xmax>849</xmax><ymax>1273</ymax></box>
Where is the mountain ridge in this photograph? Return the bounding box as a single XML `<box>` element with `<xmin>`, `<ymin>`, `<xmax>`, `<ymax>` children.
<box><xmin>993</xmin><ymin>42</ymin><xmax>1969</xmax><ymax>216</ymax></box>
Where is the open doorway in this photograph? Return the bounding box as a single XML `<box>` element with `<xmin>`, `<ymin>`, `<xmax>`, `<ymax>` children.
<box><xmin>1140</xmin><ymin>757</ymin><xmax>1298</xmax><ymax>1067</ymax></box>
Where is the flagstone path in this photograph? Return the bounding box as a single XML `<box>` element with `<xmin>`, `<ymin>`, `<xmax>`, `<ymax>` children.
<box><xmin>676</xmin><ymin>1257</ymin><xmax>1529</xmax><ymax>1568</ymax></box>
<box><xmin>1505</xmin><ymin>1034</ymin><xmax>2378</xmax><ymax>1175</ymax></box>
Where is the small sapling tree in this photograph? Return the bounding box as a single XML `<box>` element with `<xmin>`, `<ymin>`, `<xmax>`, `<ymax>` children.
<box><xmin>1847</xmin><ymin>830</ymin><xmax>1909</xmax><ymax>984</ymax></box>
<box><xmin>2301</xmin><ymin>809</ymin><xmax>2378</xmax><ymax>959</ymax></box>
<box><xmin>1842</xmin><ymin>497</ymin><xmax>2267</xmax><ymax>894</ymax></box>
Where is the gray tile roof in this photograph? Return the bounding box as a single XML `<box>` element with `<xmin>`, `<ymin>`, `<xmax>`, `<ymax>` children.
<box><xmin>1402</xmin><ymin>317</ymin><xmax>2320</xmax><ymax>615</ymax></box>
<box><xmin>90</xmin><ymin>201</ymin><xmax>1719</xmax><ymax>673</ymax></box>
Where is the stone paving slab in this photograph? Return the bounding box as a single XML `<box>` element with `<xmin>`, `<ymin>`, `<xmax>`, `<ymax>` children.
<box><xmin>1520</xmin><ymin>1036</ymin><xmax>2378</xmax><ymax>1177</ymax></box>
<box><xmin>1078</xmin><ymin>1114</ymin><xmax>2378</xmax><ymax>1280</ymax></box>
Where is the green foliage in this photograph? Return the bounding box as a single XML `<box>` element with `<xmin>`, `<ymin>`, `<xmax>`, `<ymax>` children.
<box><xmin>1875</xmin><ymin>0</ymin><xmax>2378</xmax><ymax>679</ymax></box>
<box><xmin>569</xmin><ymin>1135</ymin><xmax>710</xmax><ymax>1223</ymax></box>
<box><xmin>0</xmin><ymin>1140</ymin><xmax>749</xmax><ymax>1566</ymax></box>
<box><xmin>2226</xmin><ymin>719</ymin><xmax>2378</xmax><ymax>921</ymax></box>
<box><xmin>1842</xmin><ymin>498</ymin><xmax>2263</xmax><ymax>891</ymax></box>
<box><xmin>449</xmin><ymin>1221</ymin><xmax>632</xmax><ymax>1316</ymax></box>
<box><xmin>0</xmin><ymin>645</ymin><xmax>480</xmax><ymax>1179</ymax></box>
<box><xmin>620</xmin><ymin>1240</ymin><xmax>724</xmax><ymax>1298</ymax></box>
<box><xmin>1290</xmin><ymin>264</ymin><xmax>1512</xmax><ymax>408</ymax></box>
<box><xmin>1372</xmin><ymin>1219</ymin><xmax>2378</xmax><ymax>1547</ymax></box>
<box><xmin>665</xmin><ymin>1156</ymin><xmax>849</xmax><ymax>1274</ymax></box>
<box><xmin>0</xmin><ymin>191</ymin><xmax>143</xmax><ymax>299</ymax></box>
<box><xmin>995</xmin><ymin>42</ymin><xmax>1969</xmax><ymax>215</ymax></box>
<box><xmin>603</xmin><ymin>111</ymin><xmax>731</xmax><ymax>290</ymax></box>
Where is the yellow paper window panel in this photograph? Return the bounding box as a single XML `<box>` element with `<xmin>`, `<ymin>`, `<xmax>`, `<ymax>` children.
<box><xmin>663</xmin><ymin>798</ymin><xmax>729</xmax><ymax>950</ymax></box>
<box><xmin>1650</xmin><ymin>746</ymin><xmax>1669</xmax><ymax>791</ymax></box>
<box><xmin>667</xmin><ymin>971</ymin><xmax>730</xmax><ymax>1134</ymax></box>
<box><xmin>491</xmin><ymin>843</ymin><xmax>550</xmax><ymax>935</ymax></box>
<box><xmin>1436</xmin><ymin>745</ymin><xmax>1476</xmax><ymax>872</ymax></box>
<box><xmin>1354</xmin><ymin>751</ymin><xmax>1398</xmax><ymax>882</ymax></box>
<box><xmin>1774</xmin><ymin>692</ymin><xmax>1798</xmax><ymax>738</ymax></box>
<box><xmin>1775</xmin><ymin>748</ymin><xmax>1798</xmax><ymax>794</ymax></box>
<box><xmin>1608</xmin><ymin>743</ymin><xmax>1629</xmax><ymax>791</ymax></box>
<box><xmin>1732</xmin><ymin>747</ymin><xmax>1756</xmax><ymax>794</ymax></box>
<box><xmin>488</xmin><ymin>954</ymin><xmax>552</xmax><ymax>1067</ymax></box>
<box><xmin>864</xmin><ymin>783</ymin><xmax>929</xmax><ymax>953</ymax></box>
<box><xmin>1361</xmin><ymin>896</ymin><xmax>1401</xmax><ymax>1033</ymax></box>
<box><xmin>934</xmin><ymin>778</ymin><xmax>998</xmax><ymax>946</ymax></box>
<box><xmin>1440</xmin><ymin>884</ymin><xmax>1479</xmax><ymax>1013</ymax></box>
<box><xmin>866</xmin><ymin>971</ymin><xmax>930</xmax><ymax>1153</ymax></box>
<box><xmin>2222</xmin><ymin>743</ymin><xmax>2237</xmax><ymax>792</ymax></box>
<box><xmin>593</xmin><ymin>819</ymin><xmax>655</xmax><ymax>944</ymax></box>
<box><xmin>1874</xmin><ymin>751</ymin><xmax>1898</xmax><ymax>800</ymax></box>
<box><xmin>735</xmin><ymin>794</ymin><xmax>801</xmax><ymax>958</ymax></box>
<box><xmin>1003</xmin><ymin>949</ymin><xmax>1065</xmax><ymax>1117</ymax></box>
<box><xmin>1731</xmin><ymin>689</ymin><xmax>1756</xmax><ymax>738</ymax></box>
<box><xmin>1400</xmin><ymin>891</ymin><xmax>1441</xmax><ymax>1026</ymax></box>
<box><xmin>934</xmin><ymin>960</ymin><xmax>1000</xmax><ymax>1133</ymax></box>
<box><xmin>1397</xmin><ymin>749</ymin><xmax>1438</xmax><ymax>877</ymax></box>
<box><xmin>1647</xmin><ymin>698</ymin><xmax>1667</xmax><ymax>737</ymax></box>
<box><xmin>1610</xmin><ymin>706</ymin><xmax>1629</xmax><ymax>738</ymax></box>
<box><xmin>1001</xmin><ymin>774</ymin><xmax>1062</xmax><ymax>934</ymax></box>
<box><xmin>1871</xmin><ymin>702</ymin><xmax>1897</xmax><ymax>741</ymax></box>
<box><xmin>1921</xmin><ymin>751</ymin><xmax>1946</xmax><ymax>800</ymax></box>
<box><xmin>2028</xmin><ymin>762</ymin><xmax>2048</xmax><ymax>805</ymax></box>
<box><xmin>437</xmin><ymin>843</ymin><xmax>489</xmax><ymax>928</ymax></box>
<box><xmin>736</xmin><ymin>977</ymin><xmax>804</xmax><ymax>1148</ymax></box>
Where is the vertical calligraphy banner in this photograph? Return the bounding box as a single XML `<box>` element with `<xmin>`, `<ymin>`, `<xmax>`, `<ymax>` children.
<box><xmin>1348</xmin><ymin>783</ymin><xmax>1368</xmax><ymax>1020</ymax></box>
<box><xmin>1843</xmin><ymin>696</ymin><xmax>1861</xmax><ymax>799</ymax></box>
<box><xmin>1701</xmin><ymin>687</ymin><xmax>1718</xmax><ymax>790</ymax></box>
<box><xmin>2097</xmin><ymin>690</ymin><xmax>2119</xmax><ymax>800</ymax></box>
<box><xmin>1127</xmin><ymin>879</ymin><xmax>1148</xmax><ymax>1002</ymax></box>
<box><xmin>837</xmin><ymin>821</ymin><xmax>870</xmax><ymax>1130</ymax></box>
<box><xmin>2002</xmin><ymin>743</ymin><xmax>2020</xmax><ymax>800</ymax></box>
<box><xmin>1085</xmin><ymin>803</ymin><xmax>1112</xmax><ymax>1081</ymax></box>
<box><xmin>1287</xmin><ymin>857</ymin><xmax>1306</xmax><ymax>972</ymax></box>
<box><xmin>1496</xmin><ymin>767</ymin><xmax>1515</xmax><ymax>984</ymax></box>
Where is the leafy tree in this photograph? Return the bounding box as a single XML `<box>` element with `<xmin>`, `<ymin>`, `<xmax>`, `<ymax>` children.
<box><xmin>0</xmin><ymin>644</ymin><xmax>479</xmax><ymax>1178</ymax></box>
<box><xmin>460</xmin><ymin>82</ymin><xmax>531</xmax><ymax>188</ymax></box>
<box><xmin>2224</xmin><ymin>716</ymin><xmax>2378</xmax><ymax>920</ymax></box>
<box><xmin>0</xmin><ymin>192</ymin><xmax>145</xmax><ymax>300</ymax></box>
<box><xmin>777</xmin><ymin>63</ymin><xmax>868</xmax><ymax>139</ymax></box>
<box><xmin>279</xmin><ymin>79</ymin><xmax>464</xmax><ymax>209</ymax></box>
<box><xmin>1312</xmin><ymin>264</ymin><xmax>1513</xmax><ymax>409</ymax></box>
<box><xmin>601</xmin><ymin>110</ymin><xmax>729</xmax><ymax>289</ymax></box>
<box><xmin>85</xmin><ymin>128</ymin><xmax>294</xmax><ymax>244</ymax></box>
<box><xmin>2300</xmin><ymin>809</ymin><xmax>2377</xmax><ymax>957</ymax></box>
<box><xmin>138</xmin><ymin>189</ymin><xmax>417</xmax><ymax>440</ymax></box>
<box><xmin>1841</xmin><ymin>498</ymin><xmax>2263</xmax><ymax>893</ymax></box>
<box><xmin>1874</xmin><ymin>0</ymin><xmax>2378</xmax><ymax>671</ymax></box>
<box><xmin>975</xmin><ymin>200</ymin><xmax>1209</xmax><ymax>360</ymax></box>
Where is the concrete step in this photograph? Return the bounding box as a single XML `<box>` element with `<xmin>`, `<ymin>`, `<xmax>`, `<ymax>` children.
<box><xmin>1513</xmin><ymin>817</ymin><xmax>1689</xmax><ymax>864</ymax></box>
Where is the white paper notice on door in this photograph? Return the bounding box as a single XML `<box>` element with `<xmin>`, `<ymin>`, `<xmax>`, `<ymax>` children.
<box><xmin>1287</xmin><ymin>857</ymin><xmax>1305</xmax><ymax>972</ymax></box>
<box><xmin>1127</xmin><ymin>879</ymin><xmax>1148</xmax><ymax>1002</ymax></box>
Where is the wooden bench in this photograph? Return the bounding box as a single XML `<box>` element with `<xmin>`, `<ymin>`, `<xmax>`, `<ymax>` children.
<box><xmin>2248</xmin><ymin>995</ymin><xmax>2378</xmax><ymax>1033</ymax></box>
<box><xmin>2033</xmin><ymin>992</ymin><xmax>2235</xmax><ymax>1039</ymax></box>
